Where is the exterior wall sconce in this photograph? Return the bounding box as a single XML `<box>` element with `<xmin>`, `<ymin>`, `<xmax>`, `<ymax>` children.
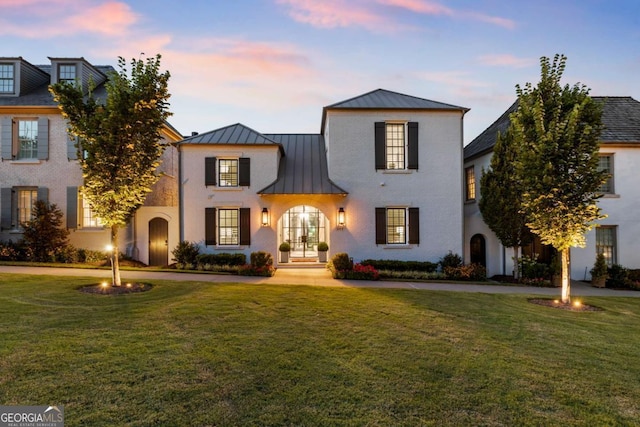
<box><xmin>261</xmin><ymin>207</ymin><xmax>269</xmax><ymax>227</ymax></box>
<box><xmin>337</xmin><ymin>207</ymin><xmax>345</xmax><ymax>229</ymax></box>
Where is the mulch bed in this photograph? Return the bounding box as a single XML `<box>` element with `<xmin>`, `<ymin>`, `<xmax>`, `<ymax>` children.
<box><xmin>79</xmin><ymin>283</ymin><xmax>153</xmax><ymax>295</ymax></box>
<box><xmin>528</xmin><ymin>298</ymin><xmax>604</xmax><ymax>312</ymax></box>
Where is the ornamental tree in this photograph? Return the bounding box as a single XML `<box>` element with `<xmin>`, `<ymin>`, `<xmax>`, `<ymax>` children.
<box><xmin>479</xmin><ymin>128</ymin><xmax>530</xmax><ymax>279</ymax></box>
<box><xmin>50</xmin><ymin>55</ymin><xmax>171</xmax><ymax>286</ymax></box>
<box><xmin>511</xmin><ymin>54</ymin><xmax>606</xmax><ymax>303</ymax></box>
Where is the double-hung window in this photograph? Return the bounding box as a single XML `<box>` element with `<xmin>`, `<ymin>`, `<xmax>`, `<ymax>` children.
<box><xmin>219</xmin><ymin>159</ymin><xmax>239</xmax><ymax>187</ymax></box>
<box><xmin>598</xmin><ymin>154</ymin><xmax>614</xmax><ymax>194</ymax></box>
<box><xmin>17</xmin><ymin>188</ymin><xmax>38</xmax><ymax>225</ymax></box>
<box><xmin>596</xmin><ymin>226</ymin><xmax>617</xmax><ymax>266</ymax></box>
<box><xmin>0</xmin><ymin>63</ymin><xmax>14</xmax><ymax>94</ymax></box>
<box><xmin>81</xmin><ymin>195</ymin><xmax>103</xmax><ymax>228</ymax></box>
<box><xmin>375</xmin><ymin>207</ymin><xmax>420</xmax><ymax>245</ymax></box>
<box><xmin>218</xmin><ymin>208</ymin><xmax>239</xmax><ymax>245</ymax></box>
<box><xmin>465</xmin><ymin>166</ymin><xmax>476</xmax><ymax>201</ymax></box>
<box><xmin>0</xmin><ymin>187</ymin><xmax>47</xmax><ymax>230</ymax></box>
<box><xmin>375</xmin><ymin>122</ymin><xmax>418</xmax><ymax>170</ymax></box>
<box><xmin>17</xmin><ymin>119</ymin><xmax>38</xmax><ymax>160</ymax></box>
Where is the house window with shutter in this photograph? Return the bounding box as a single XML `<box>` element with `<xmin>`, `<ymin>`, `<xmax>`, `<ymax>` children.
<box><xmin>204</xmin><ymin>157</ymin><xmax>250</xmax><ymax>187</ymax></box>
<box><xmin>205</xmin><ymin>207</ymin><xmax>251</xmax><ymax>246</ymax></box>
<box><xmin>1</xmin><ymin>117</ymin><xmax>48</xmax><ymax>161</ymax></box>
<box><xmin>0</xmin><ymin>63</ymin><xmax>14</xmax><ymax>94</ymax></box>
<box><xmin>596</xmin><ymin>226</ymin><xmax>617</xmax><ymax>266</ymax></box>
<box><xmin>375</xmin><ymin>122</ymin><xmax>418</xmax><ymax>170</ymax></box>
<box><xmin>2</xmin><ymin>187</ymin><xmax>47</xmax><ymax>230</ymax></box>
<box><xmin>375</xmin><ymin>207</ymin><xmax>420</xmax><ymax>245</ymax></box>
<box><xmin>81</xmin><ymin>194</ymin><xmax>104</xmax><ymax>228</ymax></box>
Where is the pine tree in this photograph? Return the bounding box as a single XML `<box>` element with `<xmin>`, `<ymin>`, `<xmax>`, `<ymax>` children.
<box><xmin>50</xmin><ymin>55</ymin><xmax>171</xmax><ymax>286</ymax></box>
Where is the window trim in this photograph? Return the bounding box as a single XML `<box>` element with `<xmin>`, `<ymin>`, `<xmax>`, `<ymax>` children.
<box><xmin>0</xmin><ymin>63</ymin><xmax>15</xmax><ymax>94</ymax></box>
<box><xmin>375</xmin><ymin>207</ymin><xmax>419</xmax><ymax>246</ymax></box>
<box><xmin>465</xmin><ymin>165</ymin><xmax>476</xmax><ymax>201</ymax></box>
<box><xmin>58</xmin><ymin>63</ymin><xmax>77</xmax><ymax>84</ymax></box>
<box><xmin>375</xmin><ymin>121</ymin><xmax>418</xmax><ymax>171</ymax></box>
<box><xmin>598</xmin><ymin>153</ymin><xmax>614</xmax><ymax>195</ymax></box>
<box><xmin>596</xmin><ymin>225</ymin><xmax>617</xmax><ymax>266</ymax></box>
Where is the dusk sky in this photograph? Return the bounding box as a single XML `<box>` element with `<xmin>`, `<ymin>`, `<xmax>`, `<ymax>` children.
<box><xmin>2</xmin><ymin>0</ymin><xmax>638</xmax><ymax>144</ymax></box>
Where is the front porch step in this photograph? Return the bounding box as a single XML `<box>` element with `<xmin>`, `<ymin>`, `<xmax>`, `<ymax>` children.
<box><xmin>277</xmin><ymin>262</ymin><xmax>327</xmax><ymax>269</ymax></box>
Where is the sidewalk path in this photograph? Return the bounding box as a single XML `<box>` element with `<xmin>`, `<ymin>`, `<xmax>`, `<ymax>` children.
<box><xmin>1</xmin><ymin>265</ymin><xmax>639</xmax><ymax>297</ymax></box>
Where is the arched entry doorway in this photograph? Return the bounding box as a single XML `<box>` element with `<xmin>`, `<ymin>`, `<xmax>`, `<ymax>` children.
<box><xmin>280</xmin><ymin>205</ymin><xmax>327</xmax><ymax>259</ymax></box>
<box><xmin>148</xmin><ymin>217</ymin><xmax>168</xmax><ymax>266</ymax></box>
<box><xmin>470</xmin><ymin>234</ymin><xmax>486</xmax><ymax>267</ymax></box>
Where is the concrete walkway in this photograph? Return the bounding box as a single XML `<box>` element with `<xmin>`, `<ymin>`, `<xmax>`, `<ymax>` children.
<box><xmin>1</xmin><ymin>265</ymin><xmax>639</xmax><ymax>297</ymax></box>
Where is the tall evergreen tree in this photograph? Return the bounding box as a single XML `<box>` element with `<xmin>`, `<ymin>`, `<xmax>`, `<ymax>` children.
<box><xmin>479</xmin><ymin>128</ymin><xmax>530</xmax><ymax>279</ymax></box>
<box><xmin>50</xmin><ymin>55</ymin><xmax>171</xmax><ymax>286</ymax></box>
<box><xmin>511</xmin><ymin>54</ymin><xmax>606</xmax><ymax>303</ymax></box>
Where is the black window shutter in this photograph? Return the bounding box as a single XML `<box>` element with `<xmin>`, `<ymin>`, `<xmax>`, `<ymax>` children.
<box><xmin>1</xmin><ymin>188</ymin><xmax>12</xmax><ymax>230</ymax></box>
<box><xmin>205</xmin><ymin>157</ymin><xmax>216</xmax><ymax>186</ymax></box>
<box><xmin>239</xmin><ymin>208</ymin><xmax>251</xmax><ymax>245</ymax></box>
<box><xmin>67</xmin><ymin>187</ymin><xmax>78</xmax><ymax>229</ymax></box>
<box><xmin>205</xmin><ymin>207</ymin><xmax>217</xmax><ymax>245</ymax></box>
<box><xmin>1</xmin><ymin>118</ymin><xmax>12</xmax><ymax>160</ymax></box>
<box><xmin>375</xmin><ymin>207</ymin><xmax>386</xmax><ymax>245</ymax></box>
<box><xmin>36</xmin><ymin>187</ymin><xmax>49</xmax><ymax>203</ymax></box>
<box><xmin>408</xmin><ymin>122</ymin><xmax>418</xmax><ymax>170</ymax></box>
<box><xmin>37</xmin><ymin>118</ymin><xmax>49</xmax><ymax>160</ymax></box>
<box><xmin>374</xmin><ymin>122</ymin><xmax>385</xmax><ymax>170</ymax></box>
<box><xmin>408</xmin><ymin>207</ymin><xmax>420</xmax><ymax>244</ymax></box>
<box><xmin>239</xmin><ymin>158</ymin><xmax>250</xmax><ymax>187</ymax></box>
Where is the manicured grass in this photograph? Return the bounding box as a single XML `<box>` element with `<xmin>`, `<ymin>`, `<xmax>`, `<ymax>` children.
<box><xmin>1</xmin><ymin>274</ymin><xmax>639</xmax><ymax>426</ymax></box>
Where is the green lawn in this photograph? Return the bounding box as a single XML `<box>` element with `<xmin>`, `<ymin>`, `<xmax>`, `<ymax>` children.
<box><xmin>1</xmin><ymin>274</ymin><xmax>639</xmax><ymax>426</ymax></box>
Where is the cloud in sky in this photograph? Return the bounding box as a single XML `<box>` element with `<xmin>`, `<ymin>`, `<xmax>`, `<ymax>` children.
<box><xmin>277</xmin><ymin>0</ymin><xmax>516</xmax><ymax>31</ymax></box>
<box><xmin>0</xmin><ymin>0</ymin><xmax>138</xmax><ymax>38</ymax></box>
<box><xmin>477</xmin><ymin>54</ymin><xmax>537</xmax><ymax>68</ymax></box>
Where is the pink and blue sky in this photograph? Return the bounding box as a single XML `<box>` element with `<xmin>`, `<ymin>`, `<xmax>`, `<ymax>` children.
<box><xmin>1</xmin><ymin>0</ymin><xmax>638</xmax><ymax>143</ymax></box>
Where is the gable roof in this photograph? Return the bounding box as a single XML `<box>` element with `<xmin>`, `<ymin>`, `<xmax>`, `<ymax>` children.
<box><xmin>179</xmin><ymin>123</ymin><xmax>283</xmax><ymax>153</ymax></box>
<box><xmin>321</xmin><ymin>88</ymin><xmax>469</xmax><ymax>133</ymax></box>
<box><xmin>258</xmin><ymin>134</ymin><xmax>347</xmax><ymax>195</ymax></box>
<box><xmin>464</xmin><ymin>96</ymin><xmax>640</xmax><ymax>161</ymax></box>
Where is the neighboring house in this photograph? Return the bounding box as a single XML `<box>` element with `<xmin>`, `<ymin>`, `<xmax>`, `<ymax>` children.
<box><xmin>463</xmin><ymin>97</ymin><xmax>640</xmax><ymax>280</ymax></box>
<box><xmin>0</xmin><ymin>56</ymin><xmax>182</xmax><ymax>265</ymax></box>
<box><xmin>179</xmin><ymin>89</ymin><xmax>468</xmax><ymax>265</ymax></box>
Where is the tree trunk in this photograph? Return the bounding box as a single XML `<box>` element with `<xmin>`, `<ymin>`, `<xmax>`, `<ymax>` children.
<box><xmin>513</xmin><ymin>246</ymin><xmax>520</xmax><ymax>280</ymax></box>
<box><xmin>111</xmin><ymin>225</ymin><xmax>122</xmax><ymax>287</ymax></box>
<box><xmin>561</xmin><ymin>247</ymin><xmax>571</xmax><ymax>304</ymax></box>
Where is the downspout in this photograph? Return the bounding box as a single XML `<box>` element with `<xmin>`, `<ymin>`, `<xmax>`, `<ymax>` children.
<box><xmin>460</xmin><ymin>110</ymin><xmax>467</xmax><ymax>263</ymax></box>
<box><xmin>178</xmin><ymin>144</ymin><xmax>184</xmax><ymax>242</ymax></box>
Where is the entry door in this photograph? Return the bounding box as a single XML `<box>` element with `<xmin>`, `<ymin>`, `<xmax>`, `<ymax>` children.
<box><xmin>470</xmin><ymin>234</ymin><xmax>486</xmax><ymax>267</ymax></box>
<box><xmin>149</xmin><ymin>218</ymin><xmax>169</xmax><ymax>266</ymax></box>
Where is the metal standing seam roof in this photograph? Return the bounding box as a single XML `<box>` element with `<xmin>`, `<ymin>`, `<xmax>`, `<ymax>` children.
<box><xmin>179</xmin><ymin>123</ymin><xmax>282</xmax><ymax>150</ymax></box>
<box><xmin>463</xmin><ymin>96</ymin><xmax>640</xmax><ymax>161</ymax></box>
<box><xmin>321</xmin><ymin>88</ymin><xmax>469</xmax><ymax>134</ymax></box>
<box><xmin>258</xmin><ymin>134</ymin><xmax>348</xmax><ymax>195</ymax></box>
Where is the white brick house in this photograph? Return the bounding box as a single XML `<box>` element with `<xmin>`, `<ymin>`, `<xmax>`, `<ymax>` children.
<box><xmin>179</xmin><ymin>89</ymin><xmax>468</xmax><ymax>265</ymax></box>
<box><xmin>463</xmin><ymin>97</ymin><xmax>640</xmax><ymax>279</ymax></box>
<box><xmin>0</xmin><ymin>56</ymin><xmax>182</xmax><ymax>265</ymax></box>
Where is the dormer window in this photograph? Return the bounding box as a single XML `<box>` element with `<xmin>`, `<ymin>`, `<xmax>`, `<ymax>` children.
<box><xmin>0</xmin><ymin>63</ymin><xmax>14</xmax><ymax>94</ymax></box>
<box><xmin>58</xmin><ymin>64</ymin><xmax>77</xmax><ymax>84</ymax></box>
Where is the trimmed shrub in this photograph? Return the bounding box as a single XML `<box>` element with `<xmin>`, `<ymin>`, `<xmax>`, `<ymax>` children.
<box><xmin>607</xmin><ymin>264</ymin><xmax>629</xmax><ymax>288</ymax></box>
<box><xmin>329</xmin><ymin>253</ymin><xmax>352</xmax><ymax>271</ymax></box>
<box><xmin>518</xmin><ymin>254</ymin><xmax>551</xmax><ymax>280</ymax></box>
<box><xmin>317</xmin><ymin>242</ymin><xmax>329</xmax><ymax>252</ymax></box>
<box><xmin>239</xmin><ymin>251</ymin><xmax>275</xmax><ymax>276</ymax></box>
<box><xmin>440</xmin><ymin>251</ymin><xmax>463</xmax><ymax>270</ymax></box>
<box><xmin>171</xmin><ymin>241</ymin><xmax>200</xmax><ymax>265</ymax></box>
<box><xmin>196</xmin><ymin>253</ymin><xmax>246</xmax><ymax>267</ymax></box>
<box><xmin>360</xmin><ymin>259</ymin><xmax>438</xmax><ymax>272</ymax></box>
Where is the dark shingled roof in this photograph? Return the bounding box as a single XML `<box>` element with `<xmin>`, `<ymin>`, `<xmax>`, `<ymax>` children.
<box><xmin>258</xmin><ymin>134</ymin><xmax>347</xmax><ymax>195</ymax></box>
<box><xmin>179</xmin><ymin>123</ymin><xmax>283</xmax><ymax>152</ymax></box>
<box><xmin>464</xmin><ymin>96</ymin><xmax>640</xmax><ymax>161</ymax></box>
<box><xmin>0</xmin><ymin>64</ymin><xmax>112</xmax><ymax>107</ymax></box>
